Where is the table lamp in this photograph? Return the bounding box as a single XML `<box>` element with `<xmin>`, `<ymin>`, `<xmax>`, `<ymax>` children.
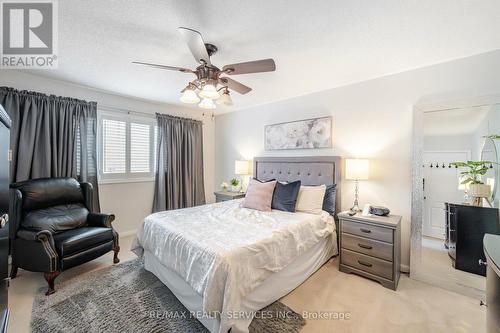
<box><xmin>235</xmin><ymin>160</ymin><xmax>251</xmax><ymax>192</ymax></box>
<box><xmin>346</xmin><ymin>159</ymin><xmax>370</xmax><ymax>213</ymax></box>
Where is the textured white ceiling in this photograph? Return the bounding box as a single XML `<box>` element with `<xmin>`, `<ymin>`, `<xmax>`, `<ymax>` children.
<box><xmin>25</xmin><ymin>0</ymin><xmax>500</xmax><ymax>113</ymax></box>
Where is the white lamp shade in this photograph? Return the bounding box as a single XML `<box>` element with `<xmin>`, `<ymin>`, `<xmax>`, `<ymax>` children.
<box><xmin>345</xmin><ymin>159</ymin><xmax>369</xmax><ymax>180</ymax></box>
<box><xmin>199</xmin><ymin>83</ymin><xmax>220</xmax><ymax>100</ymax></box>
<box><xmin>216</xmin><ymin>91</ymin><xmax>233</xmax><ymax>106</ymax></box>
<box><xmin>199</xmin><ymin>98</ymin><xmax>216</xmax><ymax>109</ymax></box>
<box><xmin>180</xmin><ymin>89</ymin><xmax>200</xmax><ymax>104</ymax></box>
<box><xmin>235</xmin><ymin>160</ymin><xmax>250</xmax><ymax>175</ymax></box>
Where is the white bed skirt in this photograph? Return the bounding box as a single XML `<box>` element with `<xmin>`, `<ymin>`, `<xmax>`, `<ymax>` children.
<box><xmin>143</xmin><ymin>231</ymin><xmax>338</xmax><ymax>333</ymax></box>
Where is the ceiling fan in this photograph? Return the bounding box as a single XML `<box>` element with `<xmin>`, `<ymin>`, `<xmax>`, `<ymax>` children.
<box><xmin>133</xmin><ymin>27</ymin><xmax>276</xmax><ymax>110</ymax></box>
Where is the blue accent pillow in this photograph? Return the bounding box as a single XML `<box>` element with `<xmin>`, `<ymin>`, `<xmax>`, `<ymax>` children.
<box><xmin>322</xmin><ymin>184</ymin><xmax>337</xmax><ymax>215</ymax></box>
<box><xmin>272</xmin><ymin>180</ymin><xmax>302</xmax><ymax>212</ymax></box>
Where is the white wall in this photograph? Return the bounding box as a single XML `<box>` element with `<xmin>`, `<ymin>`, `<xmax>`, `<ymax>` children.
<box><xmin>215</xmin><ymin>49</ymin><xmax>500</xmax><ymax>270</ymax></box>
<box><xmin>472</xmin><ymin>105</ymin><xmax>500</xmax><ymax>159</ymax></box>
<box><xmin>0</xmin><ymin>71</ymin><xmax>216</xmax><ymax>235</ymax></box>
<box><xmin>423</xmin><ymin>134</ymin><xmax>474</xmax><ymax>153</ymax></box>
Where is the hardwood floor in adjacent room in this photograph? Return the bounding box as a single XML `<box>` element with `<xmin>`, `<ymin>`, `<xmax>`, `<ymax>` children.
<box><xmin>9</xmin><ymin>235</ymin><xmax>485</xmax><ymax>333</ymax></box>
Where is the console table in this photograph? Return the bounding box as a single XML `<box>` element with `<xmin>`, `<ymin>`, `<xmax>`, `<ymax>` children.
<box><xmin>445</xmin><ymin>203</ymin><xmax>500</xmax><ymax>276</ymax></box>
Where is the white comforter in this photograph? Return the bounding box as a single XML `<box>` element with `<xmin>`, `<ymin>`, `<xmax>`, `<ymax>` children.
<box><xmin>132</xmin><ymin>199</ymin><xmax>334</xmax><ymax>330</ymax></box>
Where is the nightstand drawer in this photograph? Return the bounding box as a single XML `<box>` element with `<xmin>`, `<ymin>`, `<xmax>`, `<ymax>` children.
<box><xmin>342</xmin><ymin>219</ymin><xmax>393</xmax><ymax>243</ymax></box>
<box><xmin>341</xmin><ymin>249</ymin><xmax>393</xmax><ymax>280</ymax></box>
<box><xmin>342</xmin><ymin>233</ymin><xmax>393</xmax><ymax>261</ymax></box>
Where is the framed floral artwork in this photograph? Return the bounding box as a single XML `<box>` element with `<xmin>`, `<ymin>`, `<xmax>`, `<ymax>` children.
<box><xmin>265</xmin><ymin>116</ymin><xmax>332</xmax><ymax>150</ymax></box>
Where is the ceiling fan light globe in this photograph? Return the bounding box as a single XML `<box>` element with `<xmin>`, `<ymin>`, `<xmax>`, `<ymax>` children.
<box><xmin>216</xmin><ymin>91</ymin><xmax>233</xmax><ymax>106</ymax></box>
<box><xmin>180</xmin><ymin>89</ymin><xmax>200</xmax><ymax>104</ymax></box>
<box><xmin>199</xmin><ymin>98</ymin><xmax>216</xmax><ymax>110</ymax></box>
<box><xmin>199</xmin><ymin>84</ymin><xmax>220</xmax><ymax>100</ymax></box>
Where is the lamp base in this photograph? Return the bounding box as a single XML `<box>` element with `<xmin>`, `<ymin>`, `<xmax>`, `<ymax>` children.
<box><xmin>350</xmin><ymin>204</ymin><xmax>361</xmax><ymax>213</ymax></box>
<box><xmin>350</xmin><ymin>179</ymin><xmax>361</xmax><ymax>213</ymax></box>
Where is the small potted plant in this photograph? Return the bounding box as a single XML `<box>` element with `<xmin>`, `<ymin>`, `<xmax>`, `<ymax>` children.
<box><xmin>230</xmin><ymin>178</ymin><xmax>241</xmax><ymax>192</ymax></box>
<box><xmin>451</xmin><ymin>161</ymin><xmax>493</xmax><ymax>205</ymax></box>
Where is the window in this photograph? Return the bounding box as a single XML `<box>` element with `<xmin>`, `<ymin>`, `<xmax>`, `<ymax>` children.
<box><xmin>130</xmin><ymin>123</ymin><xmax>150</xmax><ymax>173</ymax></box>
<box><xmin>153</xmin><ymin>125</ymin><xmax>158</xmax><ymax>170</ymax></box>
<box><xmin>103</xmin><ymin>119</ymin><xmax>126</xmax><ymax>174</ymax></box>
<box><xmin>98</xmin><ymin>110</ymin><xmax>156</xmax><ymax>183</ymax></box>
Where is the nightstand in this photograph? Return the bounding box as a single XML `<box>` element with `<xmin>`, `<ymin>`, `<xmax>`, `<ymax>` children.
<box><xmin>338</xmin><ymin>212</ymin><xmax>401</xmax><ymax>290</ymax></box>
<box><xmin>214</xmin><ymin>191</ymin><xmax>245</xmax><ymax>203</ymax></box>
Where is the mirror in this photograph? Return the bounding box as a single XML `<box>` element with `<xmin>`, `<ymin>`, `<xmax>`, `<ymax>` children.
<box><xmin>481</xmin><ymin>138</ymin><xmax>499</xmax><ymax>207</ymax></box>
<box><xmin>411</xmin><ymin>97</ymin><xmax>500</xmax><ymax>300</ymax></box>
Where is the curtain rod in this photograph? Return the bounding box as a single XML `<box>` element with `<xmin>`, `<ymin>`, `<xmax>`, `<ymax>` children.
<box><xmin>98</xmin><ymin>105</ymin><xmax>212</xmax><ymax>123</ymax></box>
<box><xmin>99</xmin><ymin>105</ymin><xmax>155</xmax><ymax>118</ymax></box>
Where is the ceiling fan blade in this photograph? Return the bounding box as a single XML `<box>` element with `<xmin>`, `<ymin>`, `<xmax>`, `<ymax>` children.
<box><xmin>219</xmin><ymin>77</ymin><xmax>252</xmax><ymax>94</ymax></box>
<box><xmin>178</xmin><ymin>27</ymin><xmax>211</xmax><ymax>65</ymax></box>
<box><xmin>132</xmin><ymin>61</ymin><xmax>194</xmax><ymax>73</ymax></box>
<box><xmin>222</xmin><ymin>58</ymin><xmax>276</xmax><ymax>75</ymax></box>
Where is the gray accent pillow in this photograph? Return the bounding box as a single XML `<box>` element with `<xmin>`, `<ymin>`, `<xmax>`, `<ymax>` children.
<box><xmin>322</xmin><ymin>184</ymin><xmax>337</xmax><ymax>215</ymax></box>
<box><xmin>272</xmin><ymin>180</ymin><xmax>302</xmax><ymax>212</ymax></box>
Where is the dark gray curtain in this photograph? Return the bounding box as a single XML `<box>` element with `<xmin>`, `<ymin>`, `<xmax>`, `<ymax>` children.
<box><xmin>153</xmin><ymin>113</ymin><xmax>205</xmax><ymax>212</ymax></box>
<box><xmin>0</xmin><ymin>87</ymin><xmax>100</xmax><ymax>212</ymax></box>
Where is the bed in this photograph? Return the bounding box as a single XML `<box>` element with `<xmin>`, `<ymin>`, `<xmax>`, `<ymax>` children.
<box><xmin>132</xmin><ymin>156</ymin><xmax>342</xmax><ymax>333</ymax></box>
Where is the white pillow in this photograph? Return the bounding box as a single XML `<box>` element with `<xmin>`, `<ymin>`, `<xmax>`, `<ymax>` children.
<box><xmin>295</xmin><ymin>185</ymin><xmax>326</xmax><ymax>215</ymax></box>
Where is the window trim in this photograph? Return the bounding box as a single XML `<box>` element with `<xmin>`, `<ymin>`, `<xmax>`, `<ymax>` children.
<box><xmin>97</xmin><ymin>109</ymin><xmax>156</xmax><ymax>184</ymax></box>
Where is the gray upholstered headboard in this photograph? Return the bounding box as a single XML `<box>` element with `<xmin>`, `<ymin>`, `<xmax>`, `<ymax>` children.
<box><xmin>253</xmin><ymin>156</ymin><xmax>342</xmax><ymax>214</ymax></box>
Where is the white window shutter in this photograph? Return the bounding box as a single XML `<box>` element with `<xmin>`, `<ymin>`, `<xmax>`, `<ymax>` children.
<box><xmin>102</xmin><ymin>119</ymin><xmax>126</xmax><ymax>174</ymax></box>
<box><xmin>130</xmin><ymin>122</ymin><xmax>151</xmax><ymax>173</ymax></box>
<box><xmin>153</xmin><ymin>125</ymin><xmax>158</xmax><ymax>172</ymax></box>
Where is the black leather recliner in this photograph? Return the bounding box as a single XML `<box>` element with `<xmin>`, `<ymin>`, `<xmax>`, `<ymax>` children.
<box><xmin>9</xmin><ymin>177</ymin><xmax>119</xmax><ymax>295</ymax></box>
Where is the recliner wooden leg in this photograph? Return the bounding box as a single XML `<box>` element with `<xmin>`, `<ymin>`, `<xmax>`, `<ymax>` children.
<box><xmin>113</xmin><ymin>246</ymin><xmax>120</xmax><ymax>264</ymax></box>
<box><xmin>10</xmin><ymin>265</ymin><xmax>18</xmax><ymax>279</ymax></box>
<box><xmin>43</xmin><ymin>271</ymin><xmax>60</xmax><ymax>296</ymax></box>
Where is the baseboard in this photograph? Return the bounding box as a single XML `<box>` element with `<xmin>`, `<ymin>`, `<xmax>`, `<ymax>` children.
<box><xmin>400</xmin><ymin>264</ymin><xmax>410</xmax><ymax>273</ymax></box>
<box><xmin>119</xmin><ymin>229</ymin><xmax>138</xmax><ymax>238</ymax></box>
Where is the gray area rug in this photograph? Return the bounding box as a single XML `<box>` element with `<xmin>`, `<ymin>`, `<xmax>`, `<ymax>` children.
<box><xmin>31</xmin><ymin>259</ymin><xmax>305</xmax><ymax>333</ymax></box>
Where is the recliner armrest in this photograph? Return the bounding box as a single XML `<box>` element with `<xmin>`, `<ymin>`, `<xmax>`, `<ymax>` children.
<box><xmin>17</xmin><ymin>228</ymin><xmax>55</xmax><ymax>245</ymax></box>
<box><xmin>87</xmin><ymin>213</ymin><xmax>115</xmax><ymax>228</ymax></box>
<box><xmin>17</xmin><ymin>229</ymin><xmax>39</xmax><ymax>241</ymax></box>
<box><xmin>18</xmin><ymin>229</ymin><xmax>52</xmax><ymax>240</ymax></box>
<box><xmin>13</xmin><ymin>228</ymin><xmax>59</xmax><ymax>273</ymax></box>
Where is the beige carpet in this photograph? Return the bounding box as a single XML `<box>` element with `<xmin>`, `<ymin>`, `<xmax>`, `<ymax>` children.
<box><xmin>9</xmin><ymin>235</ymin><xmax>486</xmax><ymax>333</ymax></box>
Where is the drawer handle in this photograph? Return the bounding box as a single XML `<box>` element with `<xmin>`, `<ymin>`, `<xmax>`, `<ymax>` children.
<box><xmin>358</xmin><ymin>260</ymin><xmax>373</xmax><ymax>267</ymax></box>
<box><xmin>358</xmin><ymin>243</ymin><xmax>373</xmax><ymax>250</ymax></box>
<box><xmin>360</xmin><ymin>228</ymin><xmax>372</xmax><ymax>233</ymax></box>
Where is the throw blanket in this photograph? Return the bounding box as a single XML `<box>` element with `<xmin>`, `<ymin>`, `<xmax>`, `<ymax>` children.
<box><xmin>132</xmin><ymin>199</ymin><xmax>334</xmax><ymax>332</ymax></box>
